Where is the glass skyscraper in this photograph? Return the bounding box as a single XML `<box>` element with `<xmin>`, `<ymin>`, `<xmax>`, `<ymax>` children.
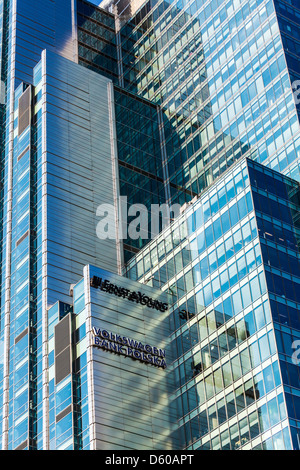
<box><xmin>0</xmin><ymin>0</ymin><xmax>299</xmax><ymax>451</ymax></box>
<box><xmin>124</xmin><ymin>156</ymin><xmax>300</xmax><ymax>450</ymax></box>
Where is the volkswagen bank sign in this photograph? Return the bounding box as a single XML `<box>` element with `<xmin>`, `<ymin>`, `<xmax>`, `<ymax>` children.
<box><xmin>92</xmin><ymin>327</ymin><xmax>167</xmax><ymax>369</ymax></box>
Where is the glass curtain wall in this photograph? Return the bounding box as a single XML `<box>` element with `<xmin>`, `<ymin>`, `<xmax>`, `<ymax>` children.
<box><xmin>124</xmin><ymin>157</ymin><xmax>300</xmax><ymax>449</ymax></box>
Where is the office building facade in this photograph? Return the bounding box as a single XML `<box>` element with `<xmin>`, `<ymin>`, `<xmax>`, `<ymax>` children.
<box><xmin>124</xmin><ymin>157</ymin><xmax>300</xmax><ymax>450</ymax></box>
<box><xmin>46</xmin><ymin>265</ymin><xmax>178</xmax><ymax>450</ymax></box>
<box><xmin>77</xmin><ymin>0</ymin><xmax>300</xmax><ymax>261</ymax></box>
<box><xmin>0</xmin><ymin>0</ymin><xmax>299</xmax><ymax>450</ymax></box>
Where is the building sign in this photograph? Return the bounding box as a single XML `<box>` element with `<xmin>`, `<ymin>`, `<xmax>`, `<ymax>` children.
<box><xmin>92</xmin><ymin>327</ymin><xmax>167</xmax><ymax>369</ymax></box>
<box><xmin>90</xmin><ymin>275</ymin><xmax>168</xmax><ymax>313</ymax></box>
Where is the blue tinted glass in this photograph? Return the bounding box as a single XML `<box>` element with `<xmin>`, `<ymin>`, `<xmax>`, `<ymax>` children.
<box><xmin>195</xmin><ymin>206</ymin><xmax>203</xmax><ymax>228</ymax></box>
<box><xmin>237</xmin><ymin>197</ymin><xmax>247</xmax><ymax>219</ymax></box>
<box><xmin>205</xmin><ymin>224</ymin><xmax>214</xmax><ymax>248</ymax></box>
<box><xmin>233</xmin><ymin>229</ymin><xmax>243</xmax><ymax>252</ymax></box>
<box><xmin>210</xmin><ymin>194</ymin><xmax>219</xmax><ymax>215</ymax></box>
<box><xmin>216</xmin><ymin>244</ymin><xmax>226</xmax><ymax>266</ymax></box>
<box><xmin>203</xmin><ymin>283</ymin><xmax>212</xmax><ymax>305</ymax></box>
<box><xmin>232</xmin><ymin>290</ymin><xmax>242</xmax><ymax>314</ymax></box>
<box><xmin>193</xmin><ymin>263</ymin><xmax>201</xmax><ymax>285</ymax></box>
<box><xmin>226</xmin><ymin>180</ymin><xmax>235</xmax><ymax>201</ymax></box>
<box><xmin>213</xmin><ymin>218</ymin><xmax>222</xmax><ymax>240</ymax></box>
<box><xmin>245</xmin><ymin>191</ymin><xmax>253</xmax><ymax>212</ymax></box>
<box><xmin>237</xmin><ymin>255</ymin><xmax>247</xmax><ymax>279</ymax></box>
<box><xmin>221</xmin><ymin>211</ymin><xmax>231</xmax><ymax>233</ymax></box>
<box><xmin>200</xmin><ymin>257</ymin><xmax>209</xmax><ymax>280</ymax></box>
<box><xmin>225</xmin><ymin>236</ymin><xmax>234</xmax><ymax>259</ymax></box>
<box><xmin>203</xmin><ymin>200</ymin><xmax>211</xmax><ymax>223</ymax></box>
<box><xmin>223</xmin><ymin>296</ymin><xmax>233</xmax><ymax>318</ymax></box>
<box><xmin>241</xmin><ymin>283</ymin><xmax>251</xmax><ymax>308</ymax></box>
<box><xmin>229</xmin><ymin>204</ymin><xmax>239</xmax><ymax>227</ymax></box>
<box><xmin>187</xmin><ymin>213</ymin><xmax>195</xmax><ymax>234</ymax></box>
<box><xmin>209</xmin><ymin>251</ymin><xmax>218</xmax><ymax>272</ymax></box>
<box><xmin>229</xmin><ymin>262</ymin><xmax>238</xmax><ymax>286</ymax></box>
<box><xmin>218</xmin><ymin>186</ymin><xmax>227</xmax><ymax>209</ymax></box>
<box><xmin>197</xmin><ymin>231</ymin><xmax>206</xmax><ymax>254</ymax></box>
<box><xmin>220</xmin><ymin>270</ymin><xmax>229</xmax><ymax>293</ymax></box>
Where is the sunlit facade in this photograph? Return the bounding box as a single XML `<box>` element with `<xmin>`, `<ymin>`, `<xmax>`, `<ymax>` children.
<box><xmin>0</xmin><ymin>0</ymin><xmax>299</xmax><ymax>451</ymax></box>
<box><xmin>124</xmin><ymin>157</ymin><xmax>300</xmax><ymax>450</ymax></box>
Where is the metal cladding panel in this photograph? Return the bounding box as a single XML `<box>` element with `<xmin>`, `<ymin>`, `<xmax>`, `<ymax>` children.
<box><xmin>14</xmin><ymin>328</ymin><xmax>28</xmax><ymax>345</ymax></box>
<box><xmin>55</xmin><ymin>347</ymin><xmax>72</xmax><ymax>385</ymax></box>
<box><xmin>15</xmin><ymin>440</ymin><xmax>28</xmax><ymax>451</ymax></box>
<box><xmin>41</xmin><ymin>50</ymin><xmax>120</xmax><ymax>307</ymax></box>
<box><xmin>56</xmin><ymin>405</ymin><xmax>73</xmax><ymax>423</ymax></box>
<box><xmin>54</xmin><ymin>314</ymin><xmax>71</xmax><ymax>356</ymax></box>
<box><xmin>54</xmin><ymin>313</ymin><xmax>72</xmax><ymax>384</ymax></box>
<box><xmin>18</xmin><ymin>86</ymin><xmax>31</xmax><ymax>135</ymax></box>
<box><xmin>84</xmin><ymin>265</ymin><xmax>179</xmax><ymax>450</ymax></box>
